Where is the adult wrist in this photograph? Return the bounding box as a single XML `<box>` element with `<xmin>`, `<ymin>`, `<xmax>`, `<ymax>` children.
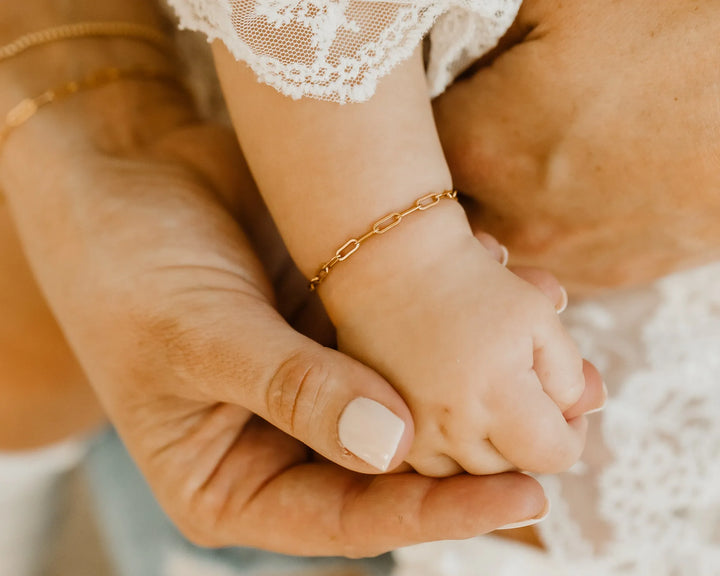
<box><xmin>0</xmin><ymin>0</ymin><xmax>175</xmax><ymax>103</ymax></box>
<box><xmin>0</xmin><ymin>3</ymin><xmax>185</xmax><ymax>191</ymax></box>
<box><xmin>0</xmin><ymin>0</ymin><xmax>169</xmax><ymax>37</ymax></box>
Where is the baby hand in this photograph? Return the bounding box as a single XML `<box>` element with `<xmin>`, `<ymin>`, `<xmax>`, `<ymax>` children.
<box><xmin>323</xmin><ymin>204</ymin><xmax>588</xmax><ymax>477</ymax></box>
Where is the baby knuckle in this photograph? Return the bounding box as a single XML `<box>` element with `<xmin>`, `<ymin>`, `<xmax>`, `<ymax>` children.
<box><xmin>406</xmin><ymin>452</ymin><xmax>463</xmax><ymax>478</ymax></box>
<box><xmin>515</xmin><ymin>430</ymin><xmax>575</xmax><ymax>473</ymax></box>
<box><xmin>266</xmin><ymin>349</ymin><xmax>330</xmax><ymax>435</ymax></box>
<box><xmin>433</xmin><ymin>405</ymin><xmax>457</xmax><ymax>442</ymax></box>
<box><xmin>542</xmin><ymin>438</ymin><xmax>584</xmax><ymax>473</ymax></box>
<box><xmin>546</xmin><ymin>374</ymin><xmax>585</xmax><ymax>414</ymax></box>
<box><xmin>456</xmin><ymin>443</ymin><xmax>515</xmax><ymax>475</ymax></box>
<box><xmin>556</xmin><ymin>352</ymin><xmax>586</xmax><ymax>409</ymax></box>
<box><xmin>568</xmin><ymin>367</ymin><xmax>587</xmax><ymax>404</ymax></box>
<box><xmin>550</xmin><ymin>447</ymin><xmax>583</xmax><ymax>473</ymax></box>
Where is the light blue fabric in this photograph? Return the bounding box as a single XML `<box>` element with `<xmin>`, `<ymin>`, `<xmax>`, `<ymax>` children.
<box><xmin>82</xmin><ymin>428</ymin><xmax>394</xmax><ymax>576</ymax></box>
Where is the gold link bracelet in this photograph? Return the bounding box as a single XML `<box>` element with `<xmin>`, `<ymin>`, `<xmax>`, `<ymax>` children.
<box><xmin>309</xmin><ymin>189</ymin><xmax>458</xmax><ymax>291</ymax></box>
<box><xmin>0</xmin><ymin>65</ymin><xmax>181</xmax><ymax>147</ymax></box>
<box><xmin>0</xmin><ymin>22</ymin><xmax>174</xmax><ymax>63</ymax></box>
<box><xmin>0</xmin><ymin>21</ymin><xmax>177</xmax><ymax>203</ymax></box>
<box><xmin>0</xmin><ymin>22</ymin><xmax>177</xmax><ymax>145</ymax></box>
<box><xmin>0</xmin><ymin>66</ymin><xmax>182</xmax><ymax>206</ymax></box>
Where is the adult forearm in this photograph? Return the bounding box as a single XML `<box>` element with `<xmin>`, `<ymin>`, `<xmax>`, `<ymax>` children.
<box><xmin>0</xmin><ymin>0</ymin><xmax>173</xmax><ymax>113</ymax></box>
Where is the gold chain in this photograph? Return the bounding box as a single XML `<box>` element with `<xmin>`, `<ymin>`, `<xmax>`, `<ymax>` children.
<box><xmin>309</xmin><ymin>189</ymin><xmax>458</xmax><ymax>291</ymax></box>
<box><xmin>0</xmin><ymin>66</ymin><xmax>182</xmax><ymax>205</ymax></box>
<box><xmin>0</xmin><ymin>66</ymin><xmax>180</xmax><ymax>147</ymax></box>
<box><xmin>0</xmin><ymin>22</ymin><xmax>176</xmax><ymax>204</ymax></box>
<box><xmin>0</xmin><ymin>22</ymin><xmax>174</xmax><ymax>63</ymax></box>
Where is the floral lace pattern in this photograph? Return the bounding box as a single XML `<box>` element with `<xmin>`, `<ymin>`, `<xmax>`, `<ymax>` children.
<box><xmin>542</xmin><ymin>262</ymin><xmax>720</xmax><ymax>575</ymax></box>
<box><xmin>165</xmin><ymin>0</ymin><xmax>520</xmax><ymax>102</ymax></box>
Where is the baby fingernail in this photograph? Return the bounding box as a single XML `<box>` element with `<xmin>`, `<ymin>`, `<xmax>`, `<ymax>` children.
<box><xmin>338</xmin><ymin>398</ymin><xmax>405</xmax><ymax>472</ymax></box>
<box><xmin>499</xmin><ymin>244</ymin><xmax>509</xmax><ymax>267</ymax></box>
<box><xmin>497</xmin><ymin>499</ymin><xmax>551</xmax><ymax>531</ymax></box>
<box><xmin>586</xmin><ymin>382</ymin><xmax>609</xmax><ymax>415</ymax></box>
<box><xmin>556</xmin><ymin>286</ymin><xmax>569</xmax><ymax>314</ymax></box>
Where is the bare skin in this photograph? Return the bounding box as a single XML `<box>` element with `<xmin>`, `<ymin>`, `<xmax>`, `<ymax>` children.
<box><xmin>433</xmin><ymin>0</ymin><xmax>720</xmax><ymax>545</ymax></box>
<box><xmin>6</xmin><ymin>0</ymin><xmax>710</xmax><ymax>555</ymax></box>
<box><xmin>0</xmin><ymin>0</ymin><xmax>567</xmax><ymax>555</ymax></box>
<box><xmin>0</xmin><ymin>203</ymin><xmax>103</xmax><ymax>450</ymax></box>
<box><xmin>213</xmin><ymin>45</ymin><xmax>595</xmax><ymax>479</ymax></box>
<box><xmin>0</xmin><ymin>0</ymin><xmax>171</xmax><ymax>452</ymax></box>
<box><xmin>435</xmin><ymin>0</ymin><xmax>720</xmax><ymax>296</ymax></box>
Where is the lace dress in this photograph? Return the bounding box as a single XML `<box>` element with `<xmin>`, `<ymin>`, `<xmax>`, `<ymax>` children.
<box><xmin>166</xmin><ymin>0</ymin><xmax>521</xmax><ymax>102</ymax></box>
<box><xmin>164</xmin><ymin>1</ymin><xmax>720</xmax><ymax>573</ymax></box>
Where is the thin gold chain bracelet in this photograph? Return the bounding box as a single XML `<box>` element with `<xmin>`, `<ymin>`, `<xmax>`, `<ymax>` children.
<box><xmin>0</xmin><ymin>65</ymin><xmax>181</xmax><ymax>147</ymax></box>
<box><xmin>0</xmin><ymin>22</ymin><xmax>174</xmax><ymax>63</ymax></box>
<box><xmin>309</xmin><ymin>189</ymin><xmax>458</xmax><ymax>291</ymax></box>
<box><xmin>0</xmin><ymin>65</ymin><xmax>182</xmax><ymax>204</ymax></box>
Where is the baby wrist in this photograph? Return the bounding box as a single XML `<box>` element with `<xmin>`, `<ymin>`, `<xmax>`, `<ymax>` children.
<box><xmin>309</xmin><ymin>189</ymin><xmax>459</xmax><ymax>291</ymax></box>
<box><xmin>315</xmin><ymin>193</ymin><xmax>478</xmax><ymax>323</ymax></box>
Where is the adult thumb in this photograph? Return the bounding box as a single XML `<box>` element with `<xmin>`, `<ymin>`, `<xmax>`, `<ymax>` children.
<box><xmin>200</xmin><ymin>308</ymin><xmax>415</xmax><ymax>474</ymax></box>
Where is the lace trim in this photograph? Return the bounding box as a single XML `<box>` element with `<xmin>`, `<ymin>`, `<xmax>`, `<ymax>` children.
<box><xmin>166</xmin><ymin>0</ymin><xmax>520</xmax><ymax>102</ymax></box>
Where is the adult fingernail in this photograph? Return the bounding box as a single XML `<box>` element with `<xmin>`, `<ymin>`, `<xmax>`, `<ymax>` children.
<box><xmin>338</xmin><ymin>398</ymin><xmax>405</xmax><ymax>472</ymax></box>
<box><xmin>499</xmin><ymin>244</ymin><xmax>509</xmax><ymax>267</ymax></box>
<box><xmin>586</xmin><ymin>382</ymin><xmax>609</xmax><ymax>415</ymax></box>
<box><xmin>496</xmin><ymin>499</ymin><xmax>551</xmax><ymax>531</ymax></box>
<box><xmin>556</xmin><ymin>286</ymin><xmax>569</xmax><ymax>314</ymax></box>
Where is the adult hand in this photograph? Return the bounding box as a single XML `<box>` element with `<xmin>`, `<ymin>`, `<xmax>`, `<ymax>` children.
<box><xmin>434</xmin><ymin>0</ymin><xmax>720</xmax><ymax>295</ymax></box>
<box><xmin>0</xmin><ymin>17</ymin><xmax>556</xmax><ymax>555</ymax></box>
<box><xmin>0</xmin><ymin>200</ymin><xmax>106</xmax><ymax>450</ymax></box>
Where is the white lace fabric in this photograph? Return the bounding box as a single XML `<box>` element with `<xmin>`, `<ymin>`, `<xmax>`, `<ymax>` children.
<box><xmin>165</xmin><ymin>0</ymin><xmax>520</xmax><ymax>102</ymax></box>
<box><xmin>537</xmin><ymin>262</ymin><xmax>720</xmax><ymax>576</ymax></box>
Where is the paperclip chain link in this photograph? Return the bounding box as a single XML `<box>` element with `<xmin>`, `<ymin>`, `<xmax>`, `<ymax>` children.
<box><xmin>309</xmin><ymin>189</ymin><xmax>458</xmax><ymax>291</ymax></box>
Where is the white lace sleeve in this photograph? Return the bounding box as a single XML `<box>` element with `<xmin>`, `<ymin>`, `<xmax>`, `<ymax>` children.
<box><xmin>164</xmin><ymin>0</ymin><xmax>520</xmax><ymax>102</ymax></box>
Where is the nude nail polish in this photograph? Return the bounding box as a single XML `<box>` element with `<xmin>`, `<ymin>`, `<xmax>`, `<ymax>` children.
<box><xmin>496</xmin><ymin>499</ymin><xmax>551</xmax><ymax>531</ymax></box>
<box><xmin>338</xmin><ymin>398</ymin><xmax>405</xmax><ymax>471</ymax></box>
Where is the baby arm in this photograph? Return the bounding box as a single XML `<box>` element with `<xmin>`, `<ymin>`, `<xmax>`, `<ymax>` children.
<box><xmin>213</xmin><ymin>45</ymin><xmax>588</xmax><ymax>476</ymax></box>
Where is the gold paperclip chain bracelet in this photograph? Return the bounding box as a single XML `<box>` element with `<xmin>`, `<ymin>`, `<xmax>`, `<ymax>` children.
<box><xmin>309</xmin><ymin>189</ymin><xmax>458</xmax><ymax>291</ymax></box>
